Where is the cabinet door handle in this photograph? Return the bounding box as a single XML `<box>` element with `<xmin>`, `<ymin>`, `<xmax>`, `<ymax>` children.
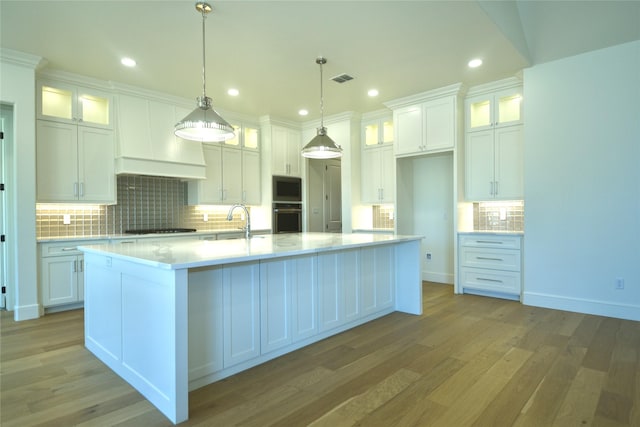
<box><xmin>477</xmin><ymin>277</ymin><xmax>503</xmax><ymax>283</ymax></box>
<box><xmin>73</xmin><ymin>260</ymin><xmax>78</xmax><ymax>273</ymax></box>
<box><xmin>489</xmin><ymin>181</ymin><xmax>493</xmax><ymax>196</ymax></box>
<box><xmin>494</xmin><ymin>181</ymin><xmax>499</xmax><ymax>196</ymax></box>
<box><xmin>79</xmin><ymin>182</ymin><xmax>84</xmax><ymax>197</ymax></box>
<box><xmin>74</xmin><ymin>182</ymin><xmax>79</xmax><ymax>197</ymax></box>
<box><xmin>477</xmin><ymin>256</ymin><xmax>503</xmax><ymax>261</ymax></box>
<box><xmin>79</xmin><ymin>259</ymin><xmax>84</xmax><ymax>273</ymax></box>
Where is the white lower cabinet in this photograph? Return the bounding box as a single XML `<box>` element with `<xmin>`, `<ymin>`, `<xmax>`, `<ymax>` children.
<box><xmin>318</xmin><ymin>249</ymin><xmax>361</xmax><ymax>332</ymax></box>
<box><xmin>260</xmin><ymin>254</ymin><xmax>317</xmax><ymax>354</ymax></box>
<box><xmin>187</xmin><ymin>245</ymin><xmax>398</xmax><ymax>384</ymax></box>
<box><xmin>360</xmin><ymin>245</ymin><xmax>395</xmax><ymax>315</ymax></box>
<box><xmin>458</xmin><ymin>233</ymin><xmax>522</xmax><ymax>299</ymax></box>
<box><xmin>223</xmin><ymin>262</ymin><xmax>261</xmax><ymax>368</ymax></box>
<box><xmin>40</xmin><ymin>240</ymin><xmax>107</xmax><ymax>307</ymax></box>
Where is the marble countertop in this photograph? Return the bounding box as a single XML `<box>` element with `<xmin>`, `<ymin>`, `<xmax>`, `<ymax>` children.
<box><xmin>457</xmin><ymin>230</ymin><xmax>524</xmax><ymax>236</ymax></box>
<box><xmin>78</xmin><ymin>232</ymin><xmax>422</xmax><ymax>270</ymax></box>
<box><xmin>37</xmin><ymin>229</ymin><xmax>271</xmax><ymax>243</ymax></box>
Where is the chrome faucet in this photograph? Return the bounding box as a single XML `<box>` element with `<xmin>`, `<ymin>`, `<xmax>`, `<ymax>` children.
<box><xmin>227</xmin><ymin>204</ymin><xmax>251</xmax><ymax>239</ymax></box>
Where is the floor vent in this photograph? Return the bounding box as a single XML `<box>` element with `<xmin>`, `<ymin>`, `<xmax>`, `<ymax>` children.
<box><xmin>331</xmin><ymin>73</ymin><xmax>354</xmax><ymax>83</ymax></box>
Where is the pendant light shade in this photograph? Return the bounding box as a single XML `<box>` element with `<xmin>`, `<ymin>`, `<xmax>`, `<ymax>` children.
<box><xmin>175</xmin><ymin>2</ymin><xmax>234</xmax><ymax>143</ymax></box>
<box><xmin>301</xmin><ymin>57</ymin><xmax>342</xmax><ymax>159</ymax></box>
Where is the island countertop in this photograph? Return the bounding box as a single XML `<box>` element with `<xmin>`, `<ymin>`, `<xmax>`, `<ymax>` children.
<box><xmin>78</xmin><ymin>232</ymin><xmax>423</xmax><ymax>270</ymax></box>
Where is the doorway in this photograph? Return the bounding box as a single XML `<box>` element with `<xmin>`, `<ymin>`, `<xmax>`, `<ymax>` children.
<box><xmin>0</xmin><ymin>104</ymin><xmax>12</xmax><ymax>310</ymax></box>
<box><xmin>307</xmin><ymin>159</ymin><xmax>342</xmax><ymax>232</ymax></box>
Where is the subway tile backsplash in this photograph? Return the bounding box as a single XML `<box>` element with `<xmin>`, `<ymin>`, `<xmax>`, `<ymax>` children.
<box><xmin>37</xmin><ymin>175</ymin><xmax>246</xmax><ymax>238</ymax></box>
<box><xmin>473</xmin><ymin>200</ymin><xmax>524</xmax><ymax>232</ymax></box>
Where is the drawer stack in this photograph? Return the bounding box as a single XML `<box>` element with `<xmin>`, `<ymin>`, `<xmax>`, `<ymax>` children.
<box><xmin>458</xmin><ymin>233</ymin><xmax>522</xmax><ymax>300</ymax></box>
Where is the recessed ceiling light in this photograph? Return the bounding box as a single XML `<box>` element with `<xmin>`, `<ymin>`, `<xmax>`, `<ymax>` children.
<box><xmin>468</xmin><ymin>58</ymin><xmax>483</xmax><ymax>68</ymax></box>
<box><xmin>368</xmin><ymin>89</ymin><xmax>379</xmax><ymax>97</ymax></box>
<box><xmin>227</xmin><ymin>88</ymin><xmax>239</xmax><ymax>96</ymax></box>
<box><xmin>121</xmin><ymin>57</ymin><xmax>136</xmax><ymax>67</ymax></box>
<box><xmin>298</xmin><ymin>109</ymin><xmax>309</xmax><ymax>116</ymax></box>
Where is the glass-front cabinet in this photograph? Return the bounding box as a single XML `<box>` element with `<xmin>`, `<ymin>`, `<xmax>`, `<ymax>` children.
<box><xmin>466</xmin><ymin>87</ymin><xmax>522</xmax><ymax>132</ymax></box>
<box><xmin>225</xmin><ymin>125</ymin><xmax>259</xmax><ymax>150</ymax></box>
<box><xmin>363</xmin><ymin>117</ymin><xmax>393</xmax><ymax>147</ymax></box>
<box><xmin>37</xmin><ymin>80</ymin><xmax>113</xmax><ymax>129</ymax></box>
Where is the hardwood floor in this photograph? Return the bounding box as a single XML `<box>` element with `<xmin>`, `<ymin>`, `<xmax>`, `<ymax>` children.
<box><xmin>1</xmin><ymin>282</ymin><xmax>639</xmax><ymax>426</ymax></box>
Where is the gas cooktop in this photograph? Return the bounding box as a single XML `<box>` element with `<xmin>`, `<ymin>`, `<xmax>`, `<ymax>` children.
<box><xmin>124</xmin><ymin>228</ymin><xmax>197</xmax><ymax>235</ymax></box>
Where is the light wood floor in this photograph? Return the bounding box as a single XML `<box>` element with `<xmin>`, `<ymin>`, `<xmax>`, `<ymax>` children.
<box><xmin>2</xmin><ymin>282</ymin><xmax>639</xmax><ymax>426</ymax></box>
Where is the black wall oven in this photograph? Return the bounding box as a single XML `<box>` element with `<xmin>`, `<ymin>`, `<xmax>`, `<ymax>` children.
<box><xmin>273</xmin><ymin>203</ymin><xmax>302</xmax><ymax>233</ymax></box>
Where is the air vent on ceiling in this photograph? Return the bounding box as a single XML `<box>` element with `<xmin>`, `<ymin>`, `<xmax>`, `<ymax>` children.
<box><xmin>331</xmin><ymin>73</ymin><xmax>354</xmax><ymax>83</ymax></box>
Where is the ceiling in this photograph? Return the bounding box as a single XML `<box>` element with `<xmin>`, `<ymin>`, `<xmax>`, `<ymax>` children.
<box><xmin>1</xmin><ymin>1</ymin><xmax>639</xmax><ymax>123</ymax></box>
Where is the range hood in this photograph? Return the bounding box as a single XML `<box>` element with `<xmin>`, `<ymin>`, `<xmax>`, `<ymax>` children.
<box><xmin>115</xmin><ymin>93</ymin><xmax>207</xmax><ymax>180</ymax></box>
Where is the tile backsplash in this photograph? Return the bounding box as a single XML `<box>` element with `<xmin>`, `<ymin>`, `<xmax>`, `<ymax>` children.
<box><xmin>37</xmin><ymin>175</ymin><xmax>247</xmax><ymax>238</ymax></box>
<box><xmin>373</xmin><ymin>205</ymin><xmax>395</xmax><ymax>230</ymax></box>
<box><xmin>473</xmin><ymin>200</ymin><xmax>524</xmax><ymax>232</ymax></box>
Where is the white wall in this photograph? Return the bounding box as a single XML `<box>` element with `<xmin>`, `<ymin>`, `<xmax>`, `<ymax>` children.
<box><xmin>0</xmin><ymin>49</ymin><xmax>41</xmax><ymax>320</ymax></box>
<box><xmin>523</xmin><ymin>40</ymin><xmax>640</xmax><ymax>321</ymax></box>
<box><xmin>411</xmin><ymin>152</ymin><xmax>454</xmax><ymax>284</ymax></box>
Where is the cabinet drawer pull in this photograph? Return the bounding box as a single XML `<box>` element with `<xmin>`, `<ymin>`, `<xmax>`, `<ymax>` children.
<box><xmin>477</xmin><ymin>277</ymin><xmax>503</xmax><ymax>283</ymax></box>
<box><xmin>477</xmin><ymin>256</ymin><xmax>503</xmax><ymax>261</ymax></box>
<box><xmin>61</xmin><ymin>247</ymin><xmax>77</xmax><ymax>251</ymax></box>
<box><xmin>476</xmin><ymin>240</ymin><xmax>502</xmax><ymax>244</ymax></box>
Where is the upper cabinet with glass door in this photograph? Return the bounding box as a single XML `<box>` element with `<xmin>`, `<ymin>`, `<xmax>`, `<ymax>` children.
<box><xmin>466</xmin><ymin>85</ymin><xmax>522</xmax><ymax>132</ymax></box>
<box><xmin>363</xmin><ymin>116</ymin><xmax>393</xmax><ymax>148</ymax></box>
<box><xmin>37</xmin><ymin>80</ymin><xmax>113</xmax><ymax>130</ymax></box>
<box><xmin>224</xmin><ymin>124</ymin><xmax>260</xmax><ymax>151</ymax></box>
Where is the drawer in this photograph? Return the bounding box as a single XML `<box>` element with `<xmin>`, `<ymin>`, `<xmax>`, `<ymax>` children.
<box><xmin>40</xmin><ymin>240</ymin><xmax>107</xmax><ymax>257</ymax></box>
<box><xmin>459</xmin><ymin>234</ymin><xmax>521</xmax><ymax>250</ymax></box>
<box><xmin>460</xmin><ymin>267</ymin><xmax>521</xmax><ymax>295</ymax></box>
<box><xmin>459</xmin><ymin>246</ymin><xmax>521</xmax><ymax>271</ymax></box>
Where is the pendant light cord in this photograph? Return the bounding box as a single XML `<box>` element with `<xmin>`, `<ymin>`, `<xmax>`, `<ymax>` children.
<box><xmin>318</xmin><ymin>57</ymin><xmax>326</xmax><ymax>129</ymax></box>
<box><xmin>201</xmin><ymin>7</ymin><xmax>207</xmax><ymax>99</ymax></box>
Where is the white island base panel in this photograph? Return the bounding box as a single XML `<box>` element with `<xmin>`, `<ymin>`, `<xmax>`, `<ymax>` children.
<box><xmin>81</xmin><ymin>233</ymin><xmax>422</xmax><ymax>424</ymax></box>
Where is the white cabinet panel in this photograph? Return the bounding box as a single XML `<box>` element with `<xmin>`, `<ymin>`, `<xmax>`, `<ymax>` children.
<box><xmin>361</xmin><ymin>145</ymin><xmax>394</xmax><ymax>203</ymax></box>
<box><xmin>260</xmin><ymin>259</ymin><xmax>292</xmax><ymax>353</ymax></box>
<box><xmin>360</xmin><ymin>245</ymin><xmax>395</xmax><ymax>316</ymax></box>
<box><xmin>242</xmin><ymin>149</ymin><xmax>261</xmax><ymax>205</ymax></box>
<box><xmin>223</xmin><ymin>263</ymin><xmax>260</xmax><ymax>367</ymax></box>
<box><xmin>272</xmin><ymin>126</ymin><xmax>301</xmax><ymax>177</ymax></box>
<box><xmin>318</xmin><ymin>249</ymin><xmax>360</xmax><ymax>332</ymax></box>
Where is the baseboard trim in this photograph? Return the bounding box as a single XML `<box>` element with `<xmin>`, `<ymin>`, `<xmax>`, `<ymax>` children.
<box><xmin>13</xmin><ymin>304</ymin><xmax>41</xmax><ymax>321</ymax></box>
<box><xmin>523</xmin><ymin>292</ymin><xmax>640</xmax><ymax>321</ymax></box>
<box><xmin>422</xmin><ymin>271</ymin><xmax>453</xmax><ymax>285</ymax></box>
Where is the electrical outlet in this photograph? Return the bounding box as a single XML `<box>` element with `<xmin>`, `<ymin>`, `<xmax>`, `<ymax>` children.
<box><xmin>203</xmin><ymin>213</ymin><xmax>208</xmax><ymax>222</ymax></box>
<box><xmin>426</xmin><ymin>253</ymin><xmax>432</xmax><ymax>260</ymax></box>
<box><xmin>615</xmin><ymin>277</ymin><xmax>624</xmax><ymax>290</ymax></box>
<box><xmin>63</xmin><ymin>214</ymin><xmax>71</xmax><ymax>225</ymax></box>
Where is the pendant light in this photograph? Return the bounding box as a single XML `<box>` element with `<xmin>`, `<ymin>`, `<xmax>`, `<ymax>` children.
<box><xmin>175</xmin><ymin>2</ymin><xmax>234</xmax><ymax>143</ymax></box>
<box><xmin>301</xmin><ymin>57</ymin><xmax>342</xmax><ymax>159</ymax></box>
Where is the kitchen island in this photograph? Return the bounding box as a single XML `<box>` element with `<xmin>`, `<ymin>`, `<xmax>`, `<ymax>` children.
<box><xmin>79</xmin><ymin>232</ymin><xmax>422</xmax><ymax>424</ymax></box>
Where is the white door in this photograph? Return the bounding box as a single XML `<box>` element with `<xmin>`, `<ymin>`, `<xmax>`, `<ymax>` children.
<box><xmin>0</xmin><ymin>112</ymin><xmax>7</xmax><ymax>309</ymax></box>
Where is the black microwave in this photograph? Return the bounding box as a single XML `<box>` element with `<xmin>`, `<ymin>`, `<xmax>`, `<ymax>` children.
<box><xmin>273</xmin><ymin>175</ymin><xmax>302</xmax><ymax>202</ymax></box>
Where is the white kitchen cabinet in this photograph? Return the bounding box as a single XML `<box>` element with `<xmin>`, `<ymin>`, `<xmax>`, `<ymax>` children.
<box><xmin>242</xmin><ymin>149</ymin><xmax>261</xmax><ymax>205</ymax></box>
<box><xmin>223</xmin><ymin>262</ymin><xmax>260</xmax><ymax>368</ymax></box>
<box><xmin>40</xmin><ymin>240</ymin><xmax>107</xmax><ymax>308</ymax></box>
<box><xmin>458</xmin><ymin>233</ymin><xmax>522</xmax><ymax>299</ymax></box>
<box><xmin>259</xmin><ymin>254</ymin><xmax>317</xmax><ymax>354</ymax></box>
<box><xmin>394</xmin><ymin>95</ymin><xmax>456</xmax><ymax>157</ymax></box>
<box><xmin>272</xmin><ymin>125</ymin><xmax>301</xmax><ymax>177</ymax></box>
<box><xmin>188</xmin><ymin>144</ymin><xmax>242</xmax><ymax>205</ymax></box>
<box><xmin>188</xmin><ymin>266</ymin><xmax>224</xmax><ymax>381</ymax></box>
<box><xmin>465</xmin><ymin>124</ymin><xmax>523</xmax><ymax>200</ymax></box>
<box><xmin>361</xmin><ymin>144</ymin><xmax>394</xmax><ymax>203</ymax></box>
<box><xmin>362</xmin><ymin>116</ymin><xmax>393</xmax><ymax>147</ymax></box>
<box><xmin>37</xmin><ymin>80</ymin><xmax>113</xmax><ymax>129</ymax></box>
<box><xmin>360</xmin><ymin>245</ymin><xmax>395</xmax><ymax>315</ymax></box>
<box><xmin>466</xmin><ymin>86</ymin><xmax>523</xmax><ymax>132</ymax></box>
<box><xmin>317</xmin><ymin>249</ymin><xmax>360</xmax><ymax>332</ymax></box>
<box><xmin>36</xmin><ymin>120</ymin><xmax>115</xmax><ymax>203</ymax></box>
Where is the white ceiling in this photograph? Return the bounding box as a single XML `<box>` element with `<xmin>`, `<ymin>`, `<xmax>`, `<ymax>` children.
<box><xmin>1</xmin><ymin>1</ymin><xmax>639</xmax><ymax>123</ymax></box>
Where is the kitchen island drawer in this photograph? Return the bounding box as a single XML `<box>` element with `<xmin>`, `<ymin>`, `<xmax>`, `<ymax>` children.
<box><xmin>458</xmin><ymin>234</ymin><xmax>521</xmax><ymax>250</ymax></box>
<box><xmin>459</xmin><ymin>247</ymin><xmax>521</xmax><ymax>271</ymax></box>
<box><xmin>460</xmin><ymin>267</ymin><xmax>521</xmax><ymax>295</ymax></box>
